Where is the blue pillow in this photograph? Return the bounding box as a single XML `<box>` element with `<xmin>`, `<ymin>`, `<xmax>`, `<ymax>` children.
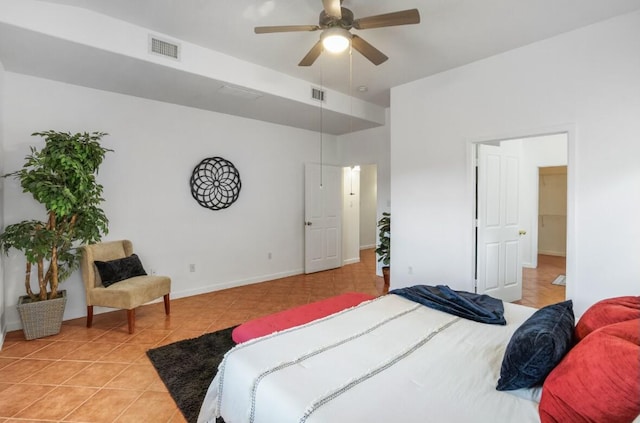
<box><xmin>496</xmin><ymin>300</ymin><xmax>574</xmax><ymax>391</ymax></box>
<box><xmin>94</xmin><ymin>254</ymin><xmax>147</xmax><ymax>287</ymax></box>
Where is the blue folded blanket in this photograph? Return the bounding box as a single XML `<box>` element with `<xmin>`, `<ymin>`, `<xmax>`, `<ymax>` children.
<box><xmin>390</xmin><ymin>285</ymin><xmax>506</xmax><ymax>325</ymax></box>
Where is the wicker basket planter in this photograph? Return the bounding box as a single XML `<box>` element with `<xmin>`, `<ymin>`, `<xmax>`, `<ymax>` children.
<box><xmin>17</xmin><ymin>290</ymin><xmax>67</xmax><ymax>340</ymax></box>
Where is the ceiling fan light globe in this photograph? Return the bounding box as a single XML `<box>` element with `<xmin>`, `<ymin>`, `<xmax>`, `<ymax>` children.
<box><xmin>321</xmin><ymin>27</ymin><xmax>351</xmax><ymax>53</ymax></box>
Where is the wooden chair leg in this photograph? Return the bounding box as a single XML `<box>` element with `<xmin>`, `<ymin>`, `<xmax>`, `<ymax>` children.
<box><xmin>127</xmin><ymin>309</ymin><xmax>135</xmax><ymax>334</ymax></box>
<box><xmin>87</xmin><ymin>305</ymin><xmax>93</xmax><ymax>328</ymax></box>
<box><xmin>163</xmin><ymin>294</ymin><xmax>171</xmax><ymax>315</ymax></box>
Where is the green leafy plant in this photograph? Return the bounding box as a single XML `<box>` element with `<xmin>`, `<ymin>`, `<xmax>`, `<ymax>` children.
<box><xmin>375</xmin><ymin>212</ymin><xmax>390</xmax><ymax>267</ymax></box>
<box><xmin>0</xmin><ymin>131</ymin><xmax>111</xmax><ymax>301</ymax></box>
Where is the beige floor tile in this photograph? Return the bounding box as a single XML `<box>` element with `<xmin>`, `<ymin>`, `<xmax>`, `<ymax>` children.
<box><xmin>105</xmin><ymin>363</ymin><xmax>158</xmax><ymax>390</ymax></box>
<box><xmin>0</xmin><ymin>359</ymin><xmax>54</xmax><ymax>383</ymax></box>
<box><xmin>14</xmin><ymin>386</ymin><xmax>98</xmax><ymax>420</ymax></box>
<box><xmin>63</xmin><ymin>341</ymin><xmax>120</xmax><ymax>361</ymax></box>
<box><xmin>169</xmin><ymin>409</ymin><xmax>189</xmax><ymax>423</ymax></box>
<box><xmin>93</xmin><ymin>328</ymin><xmax>134</xmax><ymax>343</ymax></box>
<box><xmin>0</xmin><ymin>384</ymin><xmax>55</xmax><ymax>417</ymax></box>
<box><xmin>115</xmin><ymin>391</ymin><xmax>178</xmax><ymax>422</ymax></box>
<box><xmin>26</xmin><ymin>340</ymin><xmax>83</xmax><ymax>359</ymax></box>
<box><xmin>0</xmin><ymin>341</ymin><xmax>52</xmax><ymax>359</ymax></box>
<box><xmin>23</xmin><ymin>360</ymin><xmax>90</xmax><ymax>385</ymax></box>
<box><xmin>57</xmin><ymin>325</ymin><xmax>111</xmax><ymax>342</ymax></box>
<box><xmin>0</xmin><ymin>358</ymin><xmax>16</xmax><ymax>370</ymax></box>
<box><xmin>62</xmin><ymin>362</ymin><xmax>129</xmax><ymax>388</ymax></box>
<box><xmin>126</xmin><ymin>329</ymin><xmax>172</xmax><ymax>345</ymax></box>
<box><xmin>145</xmin><ymin>374</ymin><xmax>169</xmax><ymax>393</ymax></box>
<box><xmin>101</xmin><ymin>343</ymin><xmax>152</xmax><ymax>364</ymax></box>
<box><xmin>63</xmin><ymin>388</ymin><xmax>141</xmax><ymax>422</ymax></box>
<box><xmin>156</xmin><ymin>330</ymin><xmax>205</xmax><ymax>346</ymax></box>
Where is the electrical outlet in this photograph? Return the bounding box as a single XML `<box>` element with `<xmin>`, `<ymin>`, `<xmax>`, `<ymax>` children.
<box><xmin>150</xmin><ymin>268</ymin><xmax>157</xmax><ymax>276</ymax></box>
<box><xmin>268</xmin><ymin>252</ymin><xmax>272</xmax><ymax>260</ymax></box>
<box><xmin>408</xmin><ymin>266</ymin><xmax>413</xmax><ymax>275</ymax></box>
<box><xmin>189</xmin><ymin>264</ymin><xmax>196</xmax><ymax>272</ymax></box>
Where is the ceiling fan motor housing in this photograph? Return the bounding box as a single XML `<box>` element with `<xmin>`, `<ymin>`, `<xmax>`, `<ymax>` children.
<box><xmin>319</xmin><ymin>7</ymin><xmax>354</xmax><ymax>29</ymax></box>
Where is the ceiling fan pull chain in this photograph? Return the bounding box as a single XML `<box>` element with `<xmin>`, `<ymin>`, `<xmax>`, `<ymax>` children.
<box><xmin>319</xmin><ymin>55</ymin><xmax>324</xmax><ymax>188</ymax></box>
<box><xmin>349</xmin><ymin>46</ymin><xmax>353</xmax><ymax>135</ymax></box>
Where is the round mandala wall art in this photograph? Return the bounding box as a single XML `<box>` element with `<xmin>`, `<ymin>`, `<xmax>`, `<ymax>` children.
<box><xmin>190</xmin><ymin>157</ymin><xmax>242</xmax><ymax>210</ymax></box>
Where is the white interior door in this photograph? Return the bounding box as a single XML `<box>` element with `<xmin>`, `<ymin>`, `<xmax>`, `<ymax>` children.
<box><xmin>305</xmin><ymin>163</ymin><xmax>342</xmax><ymax>274</ymax></box>
<box><xmin>477</xmin><ymin>143</ymin><xmax>522</xmax><ymax>302</ymax></box>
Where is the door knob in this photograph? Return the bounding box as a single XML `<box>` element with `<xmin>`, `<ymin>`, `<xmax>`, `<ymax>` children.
<box><xmin>519</xmin><ymin>230</ymin><xmax>527</xmax><ymax>236</ymax></box>
<box><xmin>305</xmin><ymin>221</ymin><xmax>312</xmax><ymax>226</ymax></box>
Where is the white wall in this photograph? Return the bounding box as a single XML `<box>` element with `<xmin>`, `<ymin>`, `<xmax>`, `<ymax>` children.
<box><xmin>391</xmin><ymin>10</ymin><xmax>640</xmax><ymax>316</ymax></box>
<box><xmin>340</xmin><ymin>164</ymin><xmax>377</xmax><ymax>264</ymax></box>
<box><xmin>338</xmin><ymin>109</ymin><xmax>391</xmax><ymax>275</ymax></box>
<box><xmin>342</xmin><ymin>167</ymin><xmax>360</xmax><ymax>265</ymax></box>
<box><xmin>513</xmin><ymin>134</ymin><xmax>568</xmax><ymax>268</ymax></box>
<box><xmin>2</xmin><ymin>72</ymin><xmax>338</xmax><ymax>330</ymax></box>
<box><xmin>359</xmin><ymin>164</ymin><xmax>377</xmax><ymax>249</ymax></box>
<box><xmin>537</xmin><ymin>166</ymin><xmax>568</xmax><ymax>257</ymax></box>
<box><xmin>0</xmin><ymin>59</ymin><xmax>5</xmax><ymax>342</ymax></box>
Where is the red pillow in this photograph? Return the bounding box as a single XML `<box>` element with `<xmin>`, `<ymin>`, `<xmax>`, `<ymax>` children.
<box><xmin>575</xmin><ymin>296</ymin><xmax>640</xmax><ymax>342</ymax></box>
<box><xmin>539</xmin><ymin>319</ymin><xmax>640</xmax><ymax>423</ymax></box>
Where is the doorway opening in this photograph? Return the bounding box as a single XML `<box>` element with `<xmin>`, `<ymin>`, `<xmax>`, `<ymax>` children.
<box><xmin>304</xmin><ymin>163</ymin><xmax>379</xmax><ymax>277</ymax></box>
<box><xmin>474</xmin><ymin>133</ymin><xmax>569</xmax><ymax>307</ymax></box>
<box><xmin>341</xmin><ymin>164</ymin><xmax>378</xmax><ymax>266</ymax></box>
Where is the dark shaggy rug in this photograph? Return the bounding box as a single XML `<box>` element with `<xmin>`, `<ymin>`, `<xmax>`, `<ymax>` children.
<box><xmin>147</xmin><ymin>326</ymin><xmax>237</xmax><ymax>423</ymax></box>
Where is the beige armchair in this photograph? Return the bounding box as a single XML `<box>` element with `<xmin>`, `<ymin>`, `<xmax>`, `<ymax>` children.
<box><xmin>80</xmin><ymin>240</ymin><xmax>171</xmax><ymax>333</ymax></box>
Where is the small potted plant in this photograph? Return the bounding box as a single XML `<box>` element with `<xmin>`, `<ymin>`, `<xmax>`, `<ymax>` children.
<box><xmin>0</xmin><ymin>131</ymin><xmax>111</xmax><ymax>340</ymax></box>
<box><xmin>375</xmin><ymin>212</ymin><xmax>390</xmax><ymax>294</ymax></box>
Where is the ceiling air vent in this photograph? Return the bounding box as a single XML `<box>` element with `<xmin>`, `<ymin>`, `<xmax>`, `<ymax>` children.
<box><xmin>149</xmin><ymin>35</ymin><xmax>180</xmax><ymax>60</ymax></box>
<box><xmin>311</xmin><ymin>87</ymin><xmax>326</xmax><ymax>102</ymax></box>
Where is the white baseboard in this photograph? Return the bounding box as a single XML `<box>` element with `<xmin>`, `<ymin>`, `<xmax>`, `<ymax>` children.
<box><xmin>0</xmin><ymin>328</ymin><xmax>5</xmax><ymax>351</ymax></box>
<box><xmin>169</xmin><ymin>268</ymin><xmax>305</xmax><ymax>300</ymax></box>
<box><xmin>4</xmin><ymin>268</ymin><xmax>306</xmax><ymax>332</ymax></box>
<box><xmin>343</xmin><ymin>257</ymin><xmax>360</xmax><ymax>266</ymax></box>
<box><xmin>360</xmin><ymin>244</ymin><xmax>375</xmax><ymax>250</ymax></box>
<box><xmin>538</xmin><ymin>250</ymin><xmax>567</xmax><ymax>257</ymax></box>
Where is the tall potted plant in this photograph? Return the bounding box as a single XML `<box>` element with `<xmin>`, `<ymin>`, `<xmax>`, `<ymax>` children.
<box><xmin>375</xmin><ymin>212</ymin><xmax>390</xmax><ymax>294</ymax></box>
<box><xmin>0</xmin><ymin>131</ymin><xmax>111</xmax><ymax>340</ymax></box>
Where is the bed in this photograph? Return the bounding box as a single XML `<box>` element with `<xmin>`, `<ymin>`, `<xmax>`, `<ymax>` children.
<box><xmin>198</xmin><ymin>293</ymin><xmax>544</xmax><ymax>423</ymax></box>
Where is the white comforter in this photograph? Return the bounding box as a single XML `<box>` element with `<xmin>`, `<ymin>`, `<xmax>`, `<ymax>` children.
<box><xmin>198</xmin><ymin>294</ymin><xmax>542</xmax><ymax>423</ymax></box>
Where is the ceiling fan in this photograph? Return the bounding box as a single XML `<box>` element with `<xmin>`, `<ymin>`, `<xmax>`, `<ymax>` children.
<box><xmin>254</xmin><ymin>0</ymin><xmax>420</xmax><ymax>66</ymax></box>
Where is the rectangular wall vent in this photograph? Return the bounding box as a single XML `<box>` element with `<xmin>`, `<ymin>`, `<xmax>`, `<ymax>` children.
<box><xmin>149</xmin><ymin>36</ymin><xmax>180</xmax><ymax>60</ymax></box>
<box><xmin>311</xmin><ymin>87</ymin><xmax>326</xmax><ymax>102</ymax></box>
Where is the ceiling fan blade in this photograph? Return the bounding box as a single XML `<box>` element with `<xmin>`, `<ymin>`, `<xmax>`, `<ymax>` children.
<box><xmin>351</xmin><ymin>35</ymin><xmax>388</xmax><ymax>65</ymax></box>
<box><xmin>255</xmin><ymin>25</ymin><xmax>320</xmax><ymax>34</ymax></box>
<box><xmin>322</xmin><ymin>0</ymin><xmax>342</xmax><ymax>19</ymax></box>
<box><xmin>353</xmin><ymin>9</ymin><xmax>420</xmax><ymax>30</ymax></box>
<box><xmin>298</xmin><ymin>41</ymin><xmax>324</xmax><ymax>66</ymax></box>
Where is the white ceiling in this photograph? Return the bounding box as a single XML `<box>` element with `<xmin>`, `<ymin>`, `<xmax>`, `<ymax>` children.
<box><xmin>37</xmin><ymin>0</ymin><xmax>640</xmax><ymax>106</ymax></box>
<box><xmin>2</xmin><ymin>0</ymin><xmax>640</xmax><ymax>134</ymax></box>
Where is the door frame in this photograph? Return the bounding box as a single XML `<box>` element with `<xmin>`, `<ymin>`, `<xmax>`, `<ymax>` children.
<box><xmin>469</xmin><ymin>124</ymin><xmax>576</xmax><ymax>299</ymax></box>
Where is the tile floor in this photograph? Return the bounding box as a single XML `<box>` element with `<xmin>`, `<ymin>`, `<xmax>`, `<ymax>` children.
<box><xmin>0</xmin><ymin>249</ymin><xmax>563</xmax><ymax>422</ymax></box>
<box><xmin>517</xmin><ymin>254</ymin><xmax>566</xmax><ymax>308</ymax></box>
